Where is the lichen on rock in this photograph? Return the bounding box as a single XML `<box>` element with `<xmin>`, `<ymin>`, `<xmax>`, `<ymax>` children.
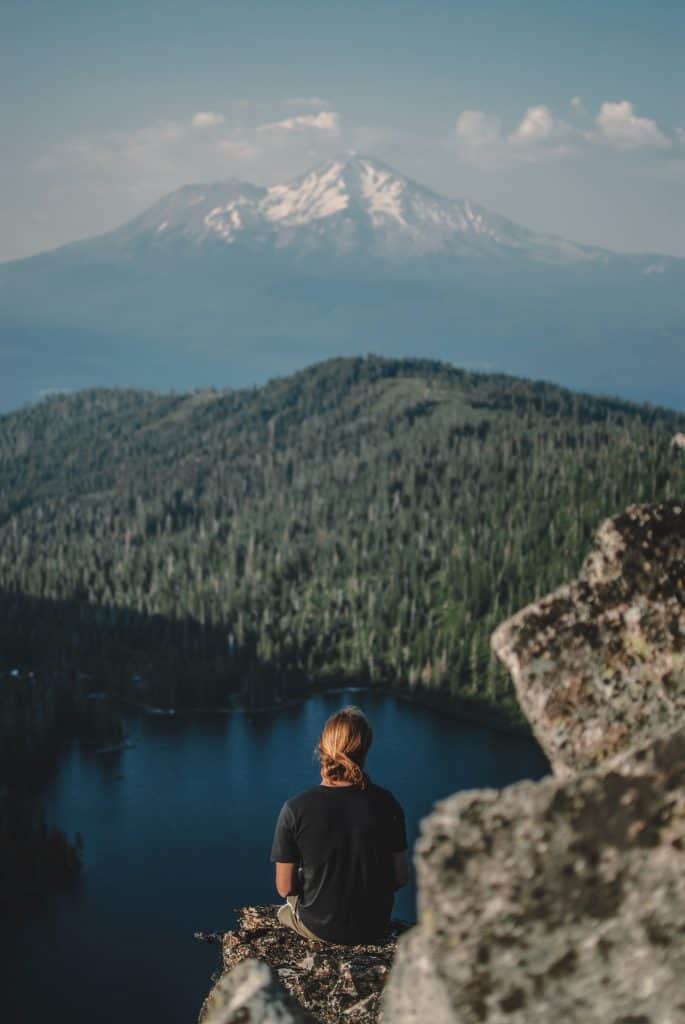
<box><xmin>382</xmin><ymin>725</ymin><xmax>685</xmax><ymax>1023</ymax></box>
<box><xmin>491</xmin><ymin>500</ymin><xmax>685</xmax><ymax>777</ymax></box>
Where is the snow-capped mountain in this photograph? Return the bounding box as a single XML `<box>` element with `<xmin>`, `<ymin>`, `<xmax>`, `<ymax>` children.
<box><xmin>112</xmin><ymin>155</ymin><xmax>617</xmax><ymax>266</ymax></box>
<box><xmin>1</xmin><ymin>155</ymin><xmax>683</xmax><ymax>413</ymax></box>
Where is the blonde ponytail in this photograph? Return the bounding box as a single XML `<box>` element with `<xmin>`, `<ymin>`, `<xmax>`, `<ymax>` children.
<box><xmin>317</xmin><ymin>706</ymin><xmax>372</xmax><ymax>789</ymax></box>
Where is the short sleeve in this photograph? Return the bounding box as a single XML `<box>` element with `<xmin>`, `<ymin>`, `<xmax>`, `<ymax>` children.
<box><xmin>270</xmin><ymin>801</ymin><xmax>300</xmax><ymax>863</ymax></box>
<box><xmin>387</xmin><ymin>794</ymin><xmax>408</xmax><ymax>852</ymax></box>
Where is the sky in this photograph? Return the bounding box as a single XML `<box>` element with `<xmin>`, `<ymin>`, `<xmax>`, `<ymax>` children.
<box><xmin>3</xmin><ymin>0</ymin><xmax>684</xmax><ymax>262</ymax></box>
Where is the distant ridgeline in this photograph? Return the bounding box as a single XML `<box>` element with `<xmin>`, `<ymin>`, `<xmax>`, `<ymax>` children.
<box><xmin>1</xmin><ymin>356</ymin><xmax>685</xmax><ymax>718</ymax></box>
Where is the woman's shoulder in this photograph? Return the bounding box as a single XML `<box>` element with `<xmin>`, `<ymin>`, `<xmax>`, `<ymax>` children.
<box><xmin>367</xmin><ymin>780</ymin><xmax>403</xmax><ymax>810</ymax></box>
<box><xmin>286</xmin><ymin>784</ymin><xmax>328</xmax><ymax>810</ymax></box>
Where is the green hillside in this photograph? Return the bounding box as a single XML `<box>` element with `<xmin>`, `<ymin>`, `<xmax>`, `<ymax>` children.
<box><xmin>1</xmin><ymin>355</ymin><xmax>684</xmax><ymax>716</ymax></box>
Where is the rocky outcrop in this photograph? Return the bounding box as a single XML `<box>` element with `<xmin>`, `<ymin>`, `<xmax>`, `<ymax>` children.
<box><xmin>382</xmin><ymin>726</ymin><xmax>685</xmax><ymax>1023</ymax></box>
<box><xmin>491</xmin><ymin>501</ymin><xmax>685</xmax><ymax>778</ymax></box>
<box><xmin>198</xmin><ymin>501</ymin><xmax>685</xmax><ymax>1024</ymax></box>
<box><xmin>671</xmin><ymin>433</ymin><xmax>685</xmax><ymax>451</ymax></box>
<box><xmin>198</xmin><ymin>906</ymin><xmax>410</xmax><ymax>1024</ymax></box>
<box><xmin>382</xmin><ymin>500</ymin><xmax>685</xmax><ymax>1023</ymax></box>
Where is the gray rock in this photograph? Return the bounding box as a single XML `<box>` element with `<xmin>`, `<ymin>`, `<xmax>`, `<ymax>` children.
<box><xmin>200</xmin><ymin>959</ymin><xmax>317</xmax><ymax>1024</ymax></box>
<box><xmin>491</xmin><ymin>500</ymin><xmax>685</xmax><ymax>777</ymax></box>
<box><xmin>383</xmin><ymin>501</ymin><xmax>685</xmax><ymax>1023</ymax></box>
<box><xmin>382</xmin><ymin>726</ymin><xmax>685</xmax><ymax>1024</ymax></box>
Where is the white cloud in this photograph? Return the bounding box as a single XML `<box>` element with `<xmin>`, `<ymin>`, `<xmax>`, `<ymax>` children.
<box><xmin>509</xmin><ymin>105</ymin><xmax>570</xmax><ymax>144</ymax></box>
<box><xmin>456</xmin><ymin>106</ymin><xmax>573</xmax><ymax>165</ymax></box>
<box><xmin>455</xmin><ymin>99</ymin><xmax>673</xmax><ymax>166</ymax></box>
<box><xmin>595</xmin><ymin>101</ymin><xmax>671</xmax><ymax>150</ymax></box>
<box><xmin>192</xmin><ymin>111</ymin><xmax>225</xmax><ymax>129</ymax></box>
<box><xmin>257</xmin><ymin>110</ymin><xmax>340</xmax><ymax>136</ymax></box>
<box><xmin>455</xmin><ymin>110</ymin><xmax>502</xmax><ymax>150</ymax></box>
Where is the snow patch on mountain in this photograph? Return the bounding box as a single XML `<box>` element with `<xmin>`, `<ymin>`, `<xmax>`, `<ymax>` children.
<box><xmin>264</xmin><ymin>161</ymin><xmax>349</xmax><ymax>225</ymax></box>
<box><xmin>360</xmin><ymin>162</ymin><xmax>406</xmax><ymax>226</ymax></box>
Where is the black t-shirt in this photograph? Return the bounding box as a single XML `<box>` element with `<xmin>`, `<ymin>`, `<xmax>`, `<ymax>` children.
<box><xmin>270</xmin><ymin>781</ymin><xmax>407</xmax><ymax>945</ymax></box>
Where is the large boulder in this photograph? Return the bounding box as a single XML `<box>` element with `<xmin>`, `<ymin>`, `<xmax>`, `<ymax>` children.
<box><xmin>382</xmin><ymin>725</ymin><xmax>685</xmax><ymax>1024</ymax></box>
<box><xmin>491</xmin><ymin>501</ymin><xmax>685</xmax><ymax>778</ymax></box>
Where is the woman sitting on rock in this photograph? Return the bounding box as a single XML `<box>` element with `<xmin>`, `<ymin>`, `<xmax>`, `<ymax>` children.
<box><xmin>270</xmin><ymin>705</ymin><xmax>409</xmax><ymax>945</ymax></box>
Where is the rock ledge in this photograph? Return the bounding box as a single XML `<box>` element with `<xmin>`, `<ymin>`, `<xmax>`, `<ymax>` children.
<box><xmin>199</xmin><ymin>906</ymin><xmax>411</xmax><ymax>1024</ymax></box>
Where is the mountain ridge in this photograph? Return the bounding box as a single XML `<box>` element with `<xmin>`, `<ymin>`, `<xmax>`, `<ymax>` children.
<box><xmin>1</xmin><ymin>154</ymin><xmax>683</xmax><ymax>413</ymax></box>
<box><xmin>2</xmin><ymin>354</ymin><xmax>684</xmax><ymax>714</ymax></box>
<box><xmin>11</xmin><ymin>154</ymin><xmax>678</xmax><ymax>269</ymax></box>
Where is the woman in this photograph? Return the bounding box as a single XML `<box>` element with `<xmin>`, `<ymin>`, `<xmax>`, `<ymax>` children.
<box><xmin>270</xmin><ymin>705</ymin><xmax>409</xmax><ymax>945</ymax></box>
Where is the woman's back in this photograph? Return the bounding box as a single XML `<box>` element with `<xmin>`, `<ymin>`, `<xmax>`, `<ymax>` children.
<box><xmin>271</xmin><ymin>780</ymin><xmax>406</xmax><ymax>945</ymax></box>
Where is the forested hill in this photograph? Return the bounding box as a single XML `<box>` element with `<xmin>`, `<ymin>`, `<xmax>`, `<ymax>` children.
<box><xmin>1</xmin><ymin>356</ymin><xmax>685</xmax><ymax>715</ymax></box>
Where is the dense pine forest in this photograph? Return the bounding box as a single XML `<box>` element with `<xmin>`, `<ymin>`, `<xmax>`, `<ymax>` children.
<box><xmin>2</xmin><ymin>355</ymin><xmax>685</xmax><ymax>721</ymax></box>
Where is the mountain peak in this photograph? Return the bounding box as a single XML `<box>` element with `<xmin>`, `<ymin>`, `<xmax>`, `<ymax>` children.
<box><xmin>262</xmin><ymin>154</ymin><xmax>414</xmax><ymax>230</ymax></box>
<box><xmin>106</xmin><ymin>154</ymin><xmax>618</xmax><ymax>265</ymax></box>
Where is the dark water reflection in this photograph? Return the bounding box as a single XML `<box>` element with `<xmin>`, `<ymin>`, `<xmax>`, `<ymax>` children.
<box><xmin>1</xmin><ymin>690</ymin><xmax>549</xmax><ymax>1024</ymax></box>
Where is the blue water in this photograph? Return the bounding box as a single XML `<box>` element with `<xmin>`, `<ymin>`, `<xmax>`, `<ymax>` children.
<box><xmin>1</xmin><ymin>690</ymin><xmax>549</xmax><ymax>1024</ymax></box>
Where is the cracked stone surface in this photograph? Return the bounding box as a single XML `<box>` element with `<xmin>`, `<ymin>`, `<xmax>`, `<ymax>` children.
<box><xmin>491</xmin><ymin>501</ymin><xmax>685</xmax><ymax>778</ymax></box>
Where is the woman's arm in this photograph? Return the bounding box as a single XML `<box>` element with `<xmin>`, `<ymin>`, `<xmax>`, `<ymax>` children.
<box><xmin>275</xmin><ymin>862</ymin><xmax>300</xmax><ymax>898</ymax></box>
<box><xmin>393</xmin><ymin>850</ymin><xmax>410</xmax><ymax>890</ymax></box>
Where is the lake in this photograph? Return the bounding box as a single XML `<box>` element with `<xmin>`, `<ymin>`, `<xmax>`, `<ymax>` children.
<box><xmin>1</xmin><ymin>689</ymin><xmax>549</xmax><ymax>1024</ymax></box>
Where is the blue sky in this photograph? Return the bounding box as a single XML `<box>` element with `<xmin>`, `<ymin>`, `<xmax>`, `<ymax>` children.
<box><xmin>3</xmin><ymin>0</ymin><xmax>684</xmax><ymax>260</ymax></box>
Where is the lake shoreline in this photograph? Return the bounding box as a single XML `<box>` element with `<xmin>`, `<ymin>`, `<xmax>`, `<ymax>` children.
<box><xmin>120</xmin><ymin>684</ymin><xmax>529</xmax><ymax>737</ymax></box>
